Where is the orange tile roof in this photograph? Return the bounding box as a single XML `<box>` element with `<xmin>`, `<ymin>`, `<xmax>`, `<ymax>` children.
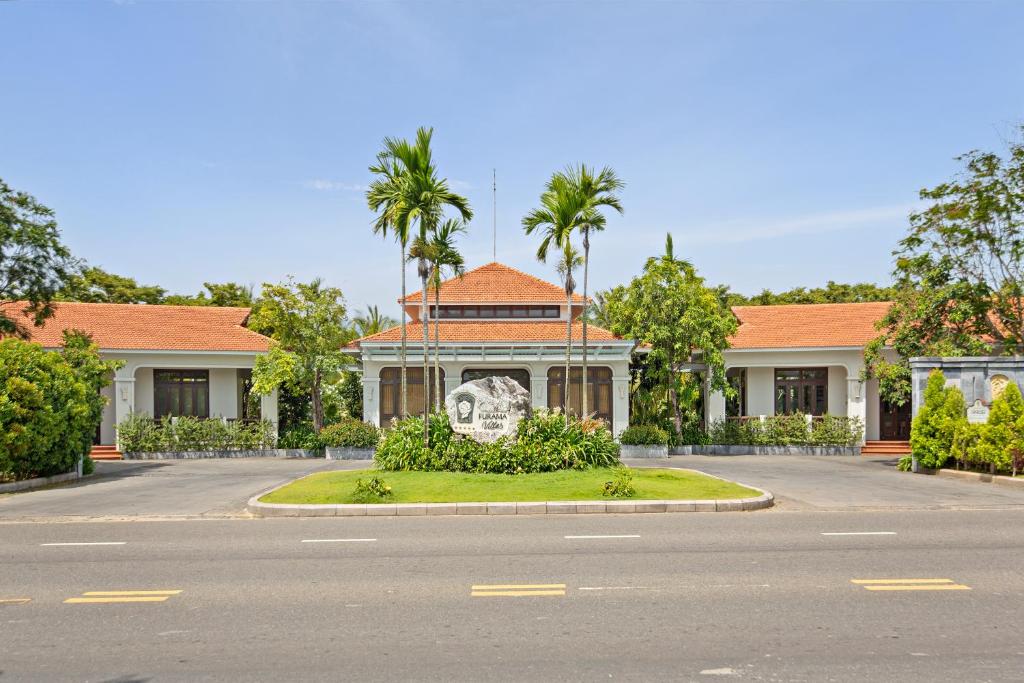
<box><xmin>350</xmin><ymin>320</ymin><xmax>624</xmax><ymax>347</ymax></box>
<box><xmin>1</xmin><ymin>301</ymin><xmax>271</xmax><ymax>352</ymax></box>
<box><xmin>728</xmin><ymin>302</ymin><xmax>891</xmax><ymax>349</ymax></box>
<box><xmin>403</xmin><ymin>262</ymin><xmax>585</xmax><ymax>304</ymax></box>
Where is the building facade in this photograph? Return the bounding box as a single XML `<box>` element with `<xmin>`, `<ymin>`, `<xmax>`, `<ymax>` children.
<box><xmin>2</xmin><ymin>302</ymin><xmax>278</xmax><ymax>450</ymax></box>
<box><xmin>349</xmin><ymin>263</ymin><xmax>635</xmax><ymax>435</ymax></box>
<box><xmin>707</xmin><ymin>302</ymin><xmax>906</xmax><ymax>446</ymax></box>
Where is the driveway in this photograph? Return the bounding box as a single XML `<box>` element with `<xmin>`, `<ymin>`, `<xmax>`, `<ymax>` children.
<box><xmin>627</xmin><ymin>454</ymin><xmax>1024</xmax><ymax>510</ymax></box>
<box><xmin>0</xmin><ymin>458</ymin><xmax>362</xmax><ymax>522</ymax></box>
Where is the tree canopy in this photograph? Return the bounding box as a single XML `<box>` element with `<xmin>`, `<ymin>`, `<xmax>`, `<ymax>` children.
<box><xmin>604</xmin><ymin>234</ymin><xmax>737</xmax><ymax>437</ymax></box>
<box><xmin>0</xmin><ymin>178</ymin><xmax>78</xmax><ymax>337</ymax></box>
<box><xmin>866</xmin><ymin>132</ymin><xmax>1024</xmax><ymax>403</ymax></box>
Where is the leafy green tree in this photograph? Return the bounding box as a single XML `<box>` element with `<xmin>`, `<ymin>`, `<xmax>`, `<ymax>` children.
<box><xmin>378</xmin><ymin>127</ymin><xmax>473</xmax><ymax>445</ymax></box>
<box><xmin>353</xmin><ymin>305</ymin><xmax>397</xmax><ymax>338</ymax></box>
<box><xmin>248</xmin><ymin>278</ymin><xmax>354</xmax><ymax>433</ymax></box>
<box><xmin>338</xmin><ymin>370</ymin><xmax>364</xmax><ymax>420</ymax></box>
<box><xmin>164</xmin><ymin>282</ymin><xmax>255</xmax><ymax>307</ymax></box>
<box><xmin>1</xmin><ymin>333</ymin><xmax>117</xmax><ymax>479</ymax></box>
<box><xmin>604</xmin><ymin>234</ymin><xmax>737</xmax><ymax>437</ymax></box>
<box><xmin>1</xmin><ymin>178</ymin><xmax>78</xmax><ymax>336</ymax></box>
<box><xmin>909</xmin><ymin>370</ymin><xmax>968</xmax><ymax>469</ymax></box>
<box><xmin>410</xmin><ymin>219</ymin><xmax>466</xmax><ymax>411</ymax></box>
<box><xmin>728</xmin><ymin>281</ymin><xmax>896</xmax><ymax>306</ymax></box>
<box><xmin>59</xmin><ymin>266</ymin><xmax>166</xmax><ymax>304</ymax></box>
<box><xmin>866</xmin><ymin>133</ymin><xmax>1024</xmax><ymax>404</ymax></box>
<box><xmin>977</xmin><ymin>381</ymin><xmax>1024</xmax><ymax>474</ymax></box>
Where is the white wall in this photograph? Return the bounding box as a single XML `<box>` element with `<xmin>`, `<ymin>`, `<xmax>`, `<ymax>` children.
<box><xmin>828</xmin><ymin>366</ymin><xmax>848</xmax><ymax>415</ymax></box>
<box><xmin>208</xmin><ymin>368</ymin><xmax>238</xmax><ymax>418</ymax></box>
<box><xmin>99</xmin><ymin>380</ymin><xmax>116</xmax><ymax>445</ymax></box>
<box><xmin>746</xmin><ymin>367</ymin><xmax>774</xmax><ymax>416</ymax></box>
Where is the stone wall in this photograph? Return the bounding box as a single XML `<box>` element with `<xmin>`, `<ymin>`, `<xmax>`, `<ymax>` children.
<box><xmin>910</xmin><ymin>356</ymin><xmax>1024</xmax><ymax>416</ymax></box>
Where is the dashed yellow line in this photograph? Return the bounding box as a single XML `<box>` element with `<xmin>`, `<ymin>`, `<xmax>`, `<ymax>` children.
<box><xmin>471</xmin><ymin>583</ymin><xmax>566</xmax><ymax>597</ymax></box>
<box><xmin>64</xmin><ymin>589</ymin><xmax>183</xmax><ymax>604</ymax></box>
<box><xmin>851</xmin><ymin>578</ymin><xmax>971</xmax><ymax>591</ymax></box>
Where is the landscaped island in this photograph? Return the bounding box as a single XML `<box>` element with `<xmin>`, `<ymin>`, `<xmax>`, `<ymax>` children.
<box><xmin>259</xmin><ymin>467</ymin><xmax>759</xmax><ymax>505</ymax></box>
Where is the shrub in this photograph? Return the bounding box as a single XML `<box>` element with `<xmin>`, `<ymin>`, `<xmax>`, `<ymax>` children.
<box><xmin>320</xmin><ymin>419</ymin><xmax>379</xmax><ymax>449</ymax></box>
<box><xmin>972</xmin><ymin>382</ymin><xmax>1024</xmax><ymax>474</ymax></box>
<box><xmin>277</xmin><ymin>424</ymin><xmax>323</xmax><ymax>450</ymax></box>
<box><xmin>374</xmin><ymin>409</ymin><xmax>620</xmax><ymax>474</ymax></box>
<box><xmin>910</xmin><ymin>370</ymin><xmax>966</xmax><ymax>469</ymax></box>
<box><xmin>81</xmin><ymin>454</ymin><xmax>95</xmax><ymax>476</ymax></box>
<box><xmin>116</xmin><ymin>415</ymin><xmax>277</xmax><ymax>452</ymax></box>
<box><xmin>602</xmin><ymin>467</ymin><xmax>636</xmax><ymax>498</ymax></box>
<box><xmin>896</xmin><ymin>455</ymin><xmax>913</xmax><ymax>472</ymax></box>
<box><xmin>619</xmin><ymin>424</ymin><xmax>669</xmax><ymax>446</ymax></box>
<box><xmin>352</xmin><ymin>476</ymin><xmax>392</xmax><ymax>503</ymax></box>
<box><xmin>1</xmin><ymin>336</ymin><xmax>116</xmax><ymax>480</ymax></box>
<box><xmin>703</xmin><ymin>414</ymin><xmax>862</xmax><ymax>447</ymax></box>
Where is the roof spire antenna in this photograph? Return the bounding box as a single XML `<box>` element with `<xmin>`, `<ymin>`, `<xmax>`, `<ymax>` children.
<box><xmin>492</xmin><ymin>168</ymin><xmax>497</xmax><ymax>263</ymax></box>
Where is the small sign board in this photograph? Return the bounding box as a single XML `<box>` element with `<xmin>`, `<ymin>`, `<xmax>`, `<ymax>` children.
<box><xmin>966</xmin><ymin>399</ymin><xmax>990</xmax><ymax>424</ymax></box>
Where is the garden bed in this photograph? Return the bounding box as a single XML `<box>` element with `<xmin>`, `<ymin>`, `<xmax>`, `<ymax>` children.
<box><xmin>670</xmin><ymin>445</ymin><xmax>861</xmax><ymax>456</ymax></box>
<box><xmin>123</xmin><ymin>449</ymin><xmax>321</xmax><ymax>460</ymax></box>
<box><xmin>258</xmin><ymin>467</ymin><xmax>760</xmax><ymax>505</ymax></box>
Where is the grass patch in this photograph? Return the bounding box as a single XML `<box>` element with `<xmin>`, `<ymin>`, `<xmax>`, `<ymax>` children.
<box><xmin>260</xmin><ymin>467</ymin><xmax>759</xmax><ymax>505</ymax></box>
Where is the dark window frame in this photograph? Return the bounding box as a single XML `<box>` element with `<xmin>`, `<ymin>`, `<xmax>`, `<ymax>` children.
<box><xmin>379</xmin><ymin>367</ymin><xmax>446</xmax><ymax>424</ymax></box>
<box><xmin>774</xmin><ymin>367</ymin><xmax>828</xmax><ymax>416</ymax></box>
<box><xmin>546</xmin><ymin>366</ymin><xmax>613</xmax><ymax>423</ymax></box>
<box><xmin>153</xmin><ymin>369</ymin><xmax>210</xmax><ymax>419</ymax></box>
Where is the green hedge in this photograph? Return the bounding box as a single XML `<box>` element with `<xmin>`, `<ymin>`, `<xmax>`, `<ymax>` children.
<box><xmin>619</xmin><ymin>424</ymin><xmax>670</xmax><ymax>446</ymax></box>
<box><xmin>116</xmin><ymin>414</ymin><xmax>277</xmax><ymax>452</ymax></box>
<box><xmin>320</xmin><ymin>419</ymin><xmax>380</xmax><ymax>449</ymax></box>
<box><xmin>374</xmin><ymin>410</ymin><xmax>620</xmax><ymax>474</ymax></box>
<box><xmin>1</xmin><ymin>336</ymin><xmax>116</xmax><ymax>481</ymax></box>
<box><xmin>702</xmin><ymin>414</ymin><xmax>863</xmax><ymax>447</ymax></box>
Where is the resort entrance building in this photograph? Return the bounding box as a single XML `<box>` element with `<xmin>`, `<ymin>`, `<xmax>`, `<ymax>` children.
<box><xmin>349</xmin><ymin>262</ymin><xmax>635</xmax><ymax>435</ymax></box>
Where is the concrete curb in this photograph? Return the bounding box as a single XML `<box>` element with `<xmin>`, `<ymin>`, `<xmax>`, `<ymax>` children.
<box><xmin>0</xmin><ymin>470</ymin><xmax>81</xmax><ymax>494</ymax></box>
<box><xmin>931</xmin><ymin>468</ymin><xmax>1024</xmax><ymax>489</ymax></box>
<box><xmin>245</xmin><ymin>467</ymin><xmax>774</xmax><ymax>518</ymax></box>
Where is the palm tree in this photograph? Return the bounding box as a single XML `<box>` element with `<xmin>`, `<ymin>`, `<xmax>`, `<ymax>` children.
<box><xmin>384</xmin><ymin>127</ymin><xmax>473</xmax><ymax>445</ymax></box>
<box><xmin>367</xmin><ymin>152</ymin><xmax>412</xmax><ymax>419</ymax></box>
<box><xmin>556</xmin><ymin>242</ymin><xmax>583</xmax><ymax>425</ymax></box>
<box><xmin>354</xmin><ymin>305</ymin><xmax>397</xmax><ymax>338</ymax></box>
<box><xmin>554</xmin><ymin>165</ymin><xmax>624</xmax><ymax>419</ymax></box>
<box><xmin>410</xmin><ymin>219</ymin><xmax>466</xmax><ymax>411</ymax></box>
<box><xmin>523</xmin><ymin>175</ymin><xmax>588</xmax><ymax>423</ymax></box>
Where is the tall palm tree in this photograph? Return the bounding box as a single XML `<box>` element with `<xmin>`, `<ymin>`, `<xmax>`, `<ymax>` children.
<box><xmin>367</xmin><ymin>152</ymin><xmax>412</xmax><ymax>419</ymax></box>
<box><xmin>410</xmin><ymin>219</ymin><xmax>466</xmax><ymax>411</ymax></box>
<box><xmin>556</xmin><ymin>242</ymin><xmax>583</xmax><ymax>425</ymax></box>
<box><xmin>354</xmin><ymin>305</ymin><xmax>397</xmax><ymax>338</ymax></box>
<box><xmin>555</xmin><ymin>165</ymin><xmax>624</xmax><ymax>419</ymax></box>
<box><xmin>523</xmin><ymin>175</ymin><xmax>588</xmax><ymax>423</ymax></box>
<box><xmin>385</xmin><ymin>127</ymin><xmax>473</xmax><ymax>445</ymax></box>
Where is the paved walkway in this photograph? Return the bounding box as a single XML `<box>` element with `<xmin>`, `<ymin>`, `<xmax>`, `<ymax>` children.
<box><xmin>0</xmin><ymin>458</ymin><xmax>361</xmax><ymax>522</ymax></box>
<box><xmin>626</xmin><ymin>454</ymin><xmax>1024</xmax><ymax>510</ymax></box>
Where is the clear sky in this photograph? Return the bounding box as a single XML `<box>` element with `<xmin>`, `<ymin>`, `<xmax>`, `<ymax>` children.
<box><xmin>2</xmin><ymin>1</ymin><xmax>1022</xmax><ymax>317</ymax></box>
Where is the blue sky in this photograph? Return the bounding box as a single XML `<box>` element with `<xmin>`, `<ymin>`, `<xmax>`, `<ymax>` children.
<box><xmin>2</xmin><ymin>1</ymin><xmax>1022</xmax><ymax>316</ymax></box>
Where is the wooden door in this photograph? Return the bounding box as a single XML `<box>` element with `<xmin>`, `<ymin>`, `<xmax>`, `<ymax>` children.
<box><xmin>880</xmin><ymin>400</ymin><xmax>911</xmax><ymax>440</ymax></box>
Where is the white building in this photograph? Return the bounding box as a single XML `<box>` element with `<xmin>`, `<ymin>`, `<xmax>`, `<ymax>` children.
<box><xmin>349</xmin><ymin>262</ymin><xmax>636</xmax><ymax>435</ymax></box>
<box><xmin>4</xmin><ymin>302</ymin><xmax>278</xmax><ymax>456</ymax></box>
<box><xmin>708</xmin><ymin>302</ymin><xmax>907</xmax><ymax>453</ymax></box>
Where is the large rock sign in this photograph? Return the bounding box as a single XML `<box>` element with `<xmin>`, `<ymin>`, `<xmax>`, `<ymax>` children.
<box><xmin>445</xmin><ymin>376</ymin><xmax>532</xmax><ymax>443</ymax></box>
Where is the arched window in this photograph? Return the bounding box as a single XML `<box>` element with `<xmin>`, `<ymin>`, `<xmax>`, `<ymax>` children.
<box><xmin>379</xmin><ymin>367</ymin><xmax>445</xmax><ymax>424</ymax></box>
<box><xmin>547</xmin><ymin>367</ymin><xmax>613</xmax><ymax>423</ymax></box>
<box><xmin>461</xmin><ymin>368</ymin><xmax>531</xmax><ymax>391</ymax></box>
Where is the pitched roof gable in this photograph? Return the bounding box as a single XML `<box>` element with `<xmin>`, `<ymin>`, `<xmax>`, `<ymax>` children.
<box><xmin>728</xmin><ymin>302</ymin><xmax>891</xmax><ymax>350</ymax></box>
<box><xmin>349</xmin><ymin>320</ymin><xmax>623</xmax><ymax>347</ymax></box>
<box><xmin>403</xmin><ymin>262</ymin><xmax>585</xmax><ymax>304</ymax></box>
<box><xmin>1</xmin><ymin>301</ymin><xmax>271</xmax><ymax>352</ymax></box>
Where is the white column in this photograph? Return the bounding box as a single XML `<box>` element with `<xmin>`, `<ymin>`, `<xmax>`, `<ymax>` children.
<box><xmin>530</xmin><ymin>375</ymin><xmax>548</xmax><ymax>410</ymax></box>
<box><xmin>260</xmin><ymin>387</ymin><xmax>279</xmax><ymax>436</ymax></box>
<box><xmin>845</xmin><ymin>362</ymin><xmax>867</xmax><ymax>444</ymax></box>
<box><xmin>362</xmin><ymin>375</ymin><xmax>380</xmax><ymax>427</ymax></box>
<box><xmin>612</xmin><ymin>375</ymin><xmax>630</xmax><ymax>436</ymax></box>
<box><xmin>112</xmin><ymin>368</ymin><xmax>135</xmax><ymax>451</ymax></box>
<box><xmin>444</xmin><ymin>376</ymin><xmax>461</xmax><ymax>398</ymax></box>
<box><xmin>705</xmin><ymin>383</ymin><xmax>726</xmax><ymax>426</ymax></box>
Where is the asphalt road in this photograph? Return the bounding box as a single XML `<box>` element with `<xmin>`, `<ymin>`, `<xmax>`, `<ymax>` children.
<box><xmin>3</xmin><ymin>509</ymin><xmax>1024</xmax><ymax>682</ymax></box>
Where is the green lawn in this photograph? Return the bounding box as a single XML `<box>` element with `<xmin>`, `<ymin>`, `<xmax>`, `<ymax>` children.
<box><xmin>260</xmin><ymin>467</ymin><xmax>760</xmax><ymax>504</ymax></box>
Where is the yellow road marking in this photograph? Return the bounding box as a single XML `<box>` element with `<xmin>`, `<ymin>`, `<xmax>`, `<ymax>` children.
<box><xmin>0</xmin><ymin>598</ymin><xmax>32</xmax><ymax>606</ymax></box>
<box><xmin>864</xmin><ymin>585</ymin><xmax>971</xmax><ymax>591</ymax></box>
<box><xmin>472</xmin><ymin>590</ymin><xmax>566</xmax><ymax>597</ymax></box>
<box><xmin>471</xmin><ymin>584</ymin><xmax>565</xmax><ymax>590</ymax></box>
<box><xmin>82</xmin><ymin>590</ymin><xmax>182</xmax><ymax>596</ymax></box>
<box><xmin>851</xmin><ymin>579</ymin><xmax>953</xmax><ymax>585</ymax></box>
<box><xmin>65</xmin><ymin>596</ymin><xmax>171</xmax><ymax>603</ymax></box>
